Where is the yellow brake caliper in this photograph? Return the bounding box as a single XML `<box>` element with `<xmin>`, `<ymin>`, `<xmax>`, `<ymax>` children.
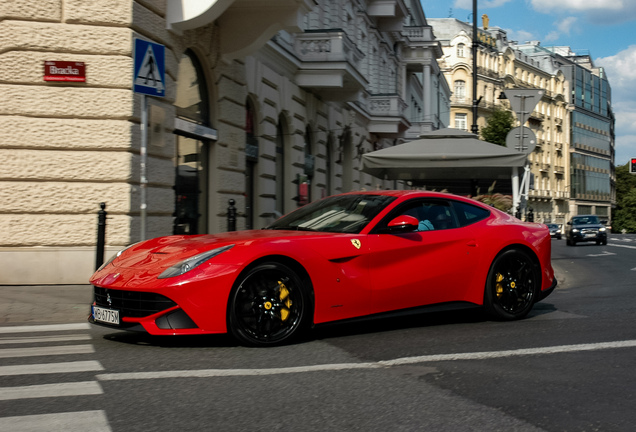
<box><xmin>495</xmin><ymin>273</ymin><xmax>504</xmax><ymax>298</ymax></box>
<box><xmin>278</xmin><ymin>281</ymin><xmax>292</xmax><ymax>321</ymax></box>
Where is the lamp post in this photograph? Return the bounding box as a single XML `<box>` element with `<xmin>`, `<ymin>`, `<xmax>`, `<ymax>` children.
<box><xmin>471</xmin><ymin>0</ymin><xmax>479</xmax><ymax>135</ymax></box>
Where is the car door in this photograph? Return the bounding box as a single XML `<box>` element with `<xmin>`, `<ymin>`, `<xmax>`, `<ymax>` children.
<box><xmin>366</xmin><ymin>199</ymin><xmax>481</xmax><ymax>314</ymax></box>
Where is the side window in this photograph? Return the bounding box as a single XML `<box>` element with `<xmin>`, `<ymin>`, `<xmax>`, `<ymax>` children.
<box><xmin>451</xmin><ymin>200</ymin><xmax>491</xmax><ymax>227</ymax></box>
<box><xmin>373</xmin><ymin>199</ymin><xmax>459</xmax><ymax>232</ymax></box>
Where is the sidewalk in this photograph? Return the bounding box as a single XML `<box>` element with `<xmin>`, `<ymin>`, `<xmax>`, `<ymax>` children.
<box><xmin>0</xmin><ymin>285</ymin><xmax>93</xmax><ymax>326</ymax></box>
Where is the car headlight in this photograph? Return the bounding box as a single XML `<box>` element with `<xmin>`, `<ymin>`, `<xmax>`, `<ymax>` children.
<box><xmin>572</xmin><ymin>229</ymin><xmax>579</xmax><ymax>233</ymax></box>
<box><xmin>158</xmin><ymin>245</ymin><xmax>234</xmax><ymax>279</ymax></box>
<box><xmin>599</xmin><ymin>227</ymin><xmax>606</xmax><ymax>232</ymax></box>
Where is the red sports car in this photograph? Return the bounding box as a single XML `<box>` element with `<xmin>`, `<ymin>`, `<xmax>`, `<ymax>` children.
<box><xmin>89</xmin><ymin>191</ymin><xmax>556</xmax><ymax>346</ymax></box>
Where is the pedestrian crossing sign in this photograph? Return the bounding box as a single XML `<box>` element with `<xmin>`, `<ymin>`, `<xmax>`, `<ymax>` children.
<box><xmin>133</xmin><ymin>38</ymin><xmax>165</xmax><ymax>97</ymax></box>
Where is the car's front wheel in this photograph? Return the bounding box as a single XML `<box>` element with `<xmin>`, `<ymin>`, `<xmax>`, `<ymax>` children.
<box><xmin>228</xmin><ymin>262</ymin><xmax>311</xmax><ymax>346</ymax></box>
<box><xmin>484</xmin><ymin>249</ymin><xmax>539</xmax><ymax>320</ymax></box>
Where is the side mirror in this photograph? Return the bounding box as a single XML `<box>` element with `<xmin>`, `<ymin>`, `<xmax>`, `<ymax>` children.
<box><xmin>387</xmin><ymin>215</ymin><xmax>419</xmax><ymax>232</ymax></box>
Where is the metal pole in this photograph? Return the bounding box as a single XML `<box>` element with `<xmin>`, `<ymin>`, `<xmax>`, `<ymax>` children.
<box><xmin>227</xmin><ymin>199</ymin><xmax>236</xmax><ymax>232</ymax></box>
<box><xmin>471</xmin><ymin>0</ymin><xmax>479</xmax><ymax>135</ymax></box>
<box><xmin>95</xmin><ymin>202</ymin><xmax>107</xmax><ymax>271</ymax></box>
<box><xmin>140</xmin><ymin>94</ymin><xmax>148</xmax><ymax>241</ymax></box>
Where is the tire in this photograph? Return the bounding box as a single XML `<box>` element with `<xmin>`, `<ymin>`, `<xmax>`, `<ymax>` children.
<box><xmin>484</xmin><ymin>249</ymin><xmax>540</xmax><ymax>320</ymax></box>
<box><xmin>228</xmin><ymin>262</ymin><xmax>311</xmax><ymax>346</ymax></box>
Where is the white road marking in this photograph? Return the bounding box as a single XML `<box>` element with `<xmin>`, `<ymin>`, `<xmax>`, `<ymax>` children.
<box><xmin>0</xmin><ymin>381</ymin><xmax>103</xmax><ymax>401</ymax></box>
<box><xmin>608</xmin><ymin>243</ymin><xmax>636</xmax><ymax>250</ymax></box>
<box><xmin>0</xmin><ymin>410</ymin><xmax>111</xmax><ymax>432</ymax></box>
<box><xmin>0</xmin><ymin>334</ymin><xmax>91</xmax><ymax>345</ymax></box>
<box><xmin>586</xmin><ymin>251</ymin><xmax>616</xmax><ymax>257</ymax></box>
<box><xmin>0</xmin><ymin>360</ymin><xmax>104</xmax><ymax>376</ymax></box>
<box><xmin>96</xmin><ymin>340</ymin><xmax>636</xmax><ymax>381</ymax></box>
<box><xmin>0</xmin><ymin>323</ymin><xmax>91</xmax><ymax>334</ymax></box>
<box><xmin>0</xmin><ymin>345</ymin><xmax>94</xmax><ymax>359</ymax></box>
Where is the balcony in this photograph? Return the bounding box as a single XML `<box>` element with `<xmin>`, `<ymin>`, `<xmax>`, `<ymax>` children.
<box><xmin>365</xmin><ymin>94</ymin><xmax>410</xmax><ymax>136</ymax></box>
<box><xmin>294</xmin><ymin>30</ymin><xmax>367</xmax><ymax>100</ymax></box>
<box><xmin>368</xmin><ymin>0</ymin><xmax>408</xmax><ymax>32</ymax></box>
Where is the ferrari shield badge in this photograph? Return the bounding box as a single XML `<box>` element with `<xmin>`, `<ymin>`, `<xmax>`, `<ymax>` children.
<box><xmin>351</xmin><ymin>239</ymin><xmax>361</xmax><ymax>249</ymax></box>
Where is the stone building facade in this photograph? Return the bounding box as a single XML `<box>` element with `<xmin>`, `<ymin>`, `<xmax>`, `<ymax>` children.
<box><xmin>0</xmin><ymin>0</ymin><xmax>450</xmax><ymax>284</ymax></box>
<box><xmin>429</xmin><ymin>18</ymin><xmax>571</xmax><ymax>225</ymax></box>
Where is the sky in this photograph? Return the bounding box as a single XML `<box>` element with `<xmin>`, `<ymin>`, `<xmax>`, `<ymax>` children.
<box><xmin>421</xmin><ymin>0</ymin><xmax>636</xmax><ymax>166</ymax></box>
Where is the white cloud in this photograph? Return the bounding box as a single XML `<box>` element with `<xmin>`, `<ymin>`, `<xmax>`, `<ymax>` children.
<box><xmin>596</xmin><ymin>46</ymin><xmax>636</xmax><ymax>164</ymax></box>
<box><xmin>531</xmin><ymin>0</ymin><xmax>622</xmax><ymax>12</ymax></box>
<box><xmin>453</xmin><ymin>0</ymin><xmax>512</xmax><ymax>10</ymax></box>
<box><xmin>530</xmin><ymin>0</ymin><xmax>636</xmax><ymax>24</ymax></box>
<box><xmin>504</xmin><ymin>29</ymin><xmax>536</xmax><ymax>43</ymax></box>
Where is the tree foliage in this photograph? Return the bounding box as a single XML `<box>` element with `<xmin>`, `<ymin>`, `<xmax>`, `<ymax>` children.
<box><xmin>480</xmin><ymin>108</ymin><xmax>515</xmax><ymax>146</ymax></box>
<box><xmin>612</xmin><ymin>163</ymin><xmax>636</xmax><ymax>233</ymax></box>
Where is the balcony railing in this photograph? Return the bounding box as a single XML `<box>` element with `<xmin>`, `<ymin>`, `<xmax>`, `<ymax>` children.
<box><xmin>368</xmin><ymin>94</ymin><xmax>408</xmax><ymax>117</ymax></box>
<box><xmin>294</xmin><ymin>30</ymin><xmax>363</xmax><ymax>66</ymax></box>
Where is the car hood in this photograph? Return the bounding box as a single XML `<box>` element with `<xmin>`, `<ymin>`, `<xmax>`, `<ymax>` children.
<box><xmin>572</xmin><ymin>224</ymin><xmax>604</xmax><ymax>230</ymax></box>
<box><xmin>107</xmin><ymin>230</ymin><xmax>357</xmax><ymax>271</ymax></box>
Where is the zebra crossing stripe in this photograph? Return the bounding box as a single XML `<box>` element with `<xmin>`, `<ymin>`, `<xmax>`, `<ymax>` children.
<box><xmin>0</xmin><ymin>334</ymin><xmax>92</xmax><ymax>345</ymax></box>
<box><xmin>0</xmin><ymin>323</ymin><xmax>91</xmax><ymax>334</ymax></box>
<box><xmin>0</xmin><ymin>381</ymin><xmax>103</xmax><ymax>401</ymax></box>
<box><xmin>0</xmin><ymin>344</ymin><xmax>94</xmax><ymax>359</ymax></box>
<box><xmin>0</xmin><ymin>360</ymin><xmax>104</xmax><ymax>376</ymax></box>
<box><xmin>0</xmin><ymin>410</ymin><xmax>111</xmax><ymax>432</ymax></box>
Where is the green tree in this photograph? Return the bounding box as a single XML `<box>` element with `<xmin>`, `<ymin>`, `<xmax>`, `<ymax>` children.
<box><xmin>613</xmin><ymin>163</ymin><xmax>636</xmax><ymax>233</ymax></box>
<box><xmin>480</xmin><ymin>107</ymin><xmax>515</xmax><ymax>146</ymax></box>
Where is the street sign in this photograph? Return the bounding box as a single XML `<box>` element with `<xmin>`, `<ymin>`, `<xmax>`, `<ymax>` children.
<box><xmin>503</xmin><ymin>89</ymin><xmax>543</xmax><ymax>126</ymax></box>
<box><xmin>44</xmin><ymin>61</ymin><xmax>86</xmax><ymax>82</ymax></box>
<box><xmin>506</xmin><ymin>126</ymin><xmax>536</xmax><ymax>154</ymax></box>
<box><xmin>133</xmin><ymin>38</ymin><xmax>165</xmax><ymax>97</ymax></box>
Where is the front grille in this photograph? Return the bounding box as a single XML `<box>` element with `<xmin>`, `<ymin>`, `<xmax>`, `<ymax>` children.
<box><xmin>93</xmin><ymin>287</ymin><xmax>177</xmax><ymax>318</ymax></box>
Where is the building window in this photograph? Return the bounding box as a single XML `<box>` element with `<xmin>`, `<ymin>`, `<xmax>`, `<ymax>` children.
<box><xmin>454</xmin><ymin>80</ymin><xmax>466</xmax><ymax>101</ymax></box>
<box><xmin>174</xmin><ymin>49</ymin><xmax>211</xmax><ymax>235</ymax></box>
<box><xmin>457</xmin><ymin>43</ymin><xmax>465</xmax><ymax>58</ymax></box>
<box><xmin>455</xmin><ymin>113</ymin><xmax>467</xmax><ymax>130</ymax></box>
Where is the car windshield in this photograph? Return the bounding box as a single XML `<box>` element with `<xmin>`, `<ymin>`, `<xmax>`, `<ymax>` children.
<box><xmin>265</xmin><ymin>194</ymin><xmax>396</xmax><ymax>234</ymax></box>
<box><xmin>572</xmin><ymin>216</ymin><xmax>599</xmax><ymax>225</ymax></box>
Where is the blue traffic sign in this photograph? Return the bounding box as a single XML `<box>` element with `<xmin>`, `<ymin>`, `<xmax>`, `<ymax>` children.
<box><xmin>133</xmin><ymin>38</ymin><xmax>165</xmax><ymax>97</ymax></box>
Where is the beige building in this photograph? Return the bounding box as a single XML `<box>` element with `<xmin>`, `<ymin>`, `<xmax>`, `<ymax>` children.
<box><xmin>0</xmin><ymin>0</ymin><xmax>450</xmax><ymax>284</ymax></box>
<box><xmin>429</xmin><ymin>18</ymin><xmax>570</xmax><ymax>225</ymax></box>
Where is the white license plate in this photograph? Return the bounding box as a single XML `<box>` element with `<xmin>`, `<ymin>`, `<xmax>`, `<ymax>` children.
<box><xmin>93</xmin><ymin>306</ymin><xmax>120</xmax><ymax>325</ymax></box>
<box><xmin>585</xmin><ymin>233</ymin><xmax>596</xmax><ymax>238</ymax></box>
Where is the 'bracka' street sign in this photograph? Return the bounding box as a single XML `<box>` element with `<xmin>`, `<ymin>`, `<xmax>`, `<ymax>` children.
<box><xmin>43</xmin><ymin>61</ymin><xmax>86</xmax><ymax>82</ymax></box>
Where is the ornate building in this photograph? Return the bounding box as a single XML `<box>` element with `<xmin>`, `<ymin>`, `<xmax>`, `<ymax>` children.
<box><xmin>0</xmin><ymin>0</ymin><xmax>449</xmax><ymax>284</ymax></box>
<box><xmin>429</xmin><ymin>18</ymin><xmax>571</xmax><ymax>225</ymax></box>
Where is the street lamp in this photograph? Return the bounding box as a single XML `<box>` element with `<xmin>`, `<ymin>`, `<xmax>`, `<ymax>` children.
<box><xmin>471</xmin><ymin>0</ymin><xmax>479</xmax><ymax>135</ymax></box>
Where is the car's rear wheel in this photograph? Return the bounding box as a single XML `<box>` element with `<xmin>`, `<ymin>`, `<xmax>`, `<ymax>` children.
<box><xmin>484</xmin><ymin>249</ymin><xmax>539</xmax><ymax>320</ymax></box>
<box><xmin>228</xmin><ymin>262</ymin><xmax>310</xmax><ymax>346</ymax></box>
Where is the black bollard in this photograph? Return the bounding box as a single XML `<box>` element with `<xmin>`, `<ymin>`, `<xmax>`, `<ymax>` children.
<box><xmin>227</xmin><ymin>199</ymin><xmax>236</xmax><ymax>232</ymax></box>
<box><xmin>95</xmin><ymin>202</ymin><xmax>107</xmax><ymax>271</ymax></box>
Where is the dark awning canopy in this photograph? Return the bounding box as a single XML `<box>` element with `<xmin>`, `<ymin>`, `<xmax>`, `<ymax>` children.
<box><xmin>361</xmin><ymin>128</ymin><xmax>527</xmax><ymax>181</ymax></box>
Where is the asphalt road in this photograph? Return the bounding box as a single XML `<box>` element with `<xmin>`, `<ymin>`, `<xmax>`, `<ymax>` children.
<box><xmin>1</xmin><ymin>234</ymin><xmax>635</xmax><ymax>431</ymax></box>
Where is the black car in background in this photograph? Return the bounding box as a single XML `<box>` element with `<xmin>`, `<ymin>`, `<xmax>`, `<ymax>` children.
<box><xmin>565</xmin><ymin>215</ymin><xmax>607</xmax><ymax>246</ymax></box>
<box><xmin>546</xmin><ymin>223</ymin><xmax>562</xmax><ymax>239</ymax></box>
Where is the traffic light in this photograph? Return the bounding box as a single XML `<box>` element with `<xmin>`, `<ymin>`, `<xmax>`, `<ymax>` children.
<box><xmin>630</xmin><ymin>158</ymin><xmax>636</xmax><ymax>174</ymax></box>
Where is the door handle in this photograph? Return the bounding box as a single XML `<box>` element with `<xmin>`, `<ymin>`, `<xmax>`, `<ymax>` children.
<box><xmin>466</xmin><ymin>240</ymin><xmax>478</xmax><ymax>247</ymax></box>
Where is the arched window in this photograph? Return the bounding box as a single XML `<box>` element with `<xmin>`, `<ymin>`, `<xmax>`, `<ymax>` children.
<box><xmin>304</xmin><ymin>126</ymin><xmax>314</xmax><ymax>204</ymax></box>
<box><xmin>275</xmin><ymin>117</ymin><xmax>286</xmax><ymax>216</ymax></box>
<box><xmin>454</xmin><ymin>80</ymin><xmax>466</xmax><ymax>101</ymax></box>
<box><xmin>173</xmin><ymin>49</ymin><xmax>211</xmax><ymax>235</ymax></box>
<box><xmin>245</xmin><ymin>99</ymin><xmax>258</xmax><ymax>229</ymax></box>
<box><xmin>457</xmin><ymin>43</ymin><xmax>465</xmax><ymax>58</ymax></box>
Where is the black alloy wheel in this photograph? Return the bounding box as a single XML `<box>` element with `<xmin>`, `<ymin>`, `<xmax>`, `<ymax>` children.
<box><xmin>228</xmin><ymin>262</ymin><xmax>310</xmax><ymax>346</ymax></box>
<box><xmin>484</xmin><ymin>249</ymin><xmax>540</xmax><ymax>320</ymax></box>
